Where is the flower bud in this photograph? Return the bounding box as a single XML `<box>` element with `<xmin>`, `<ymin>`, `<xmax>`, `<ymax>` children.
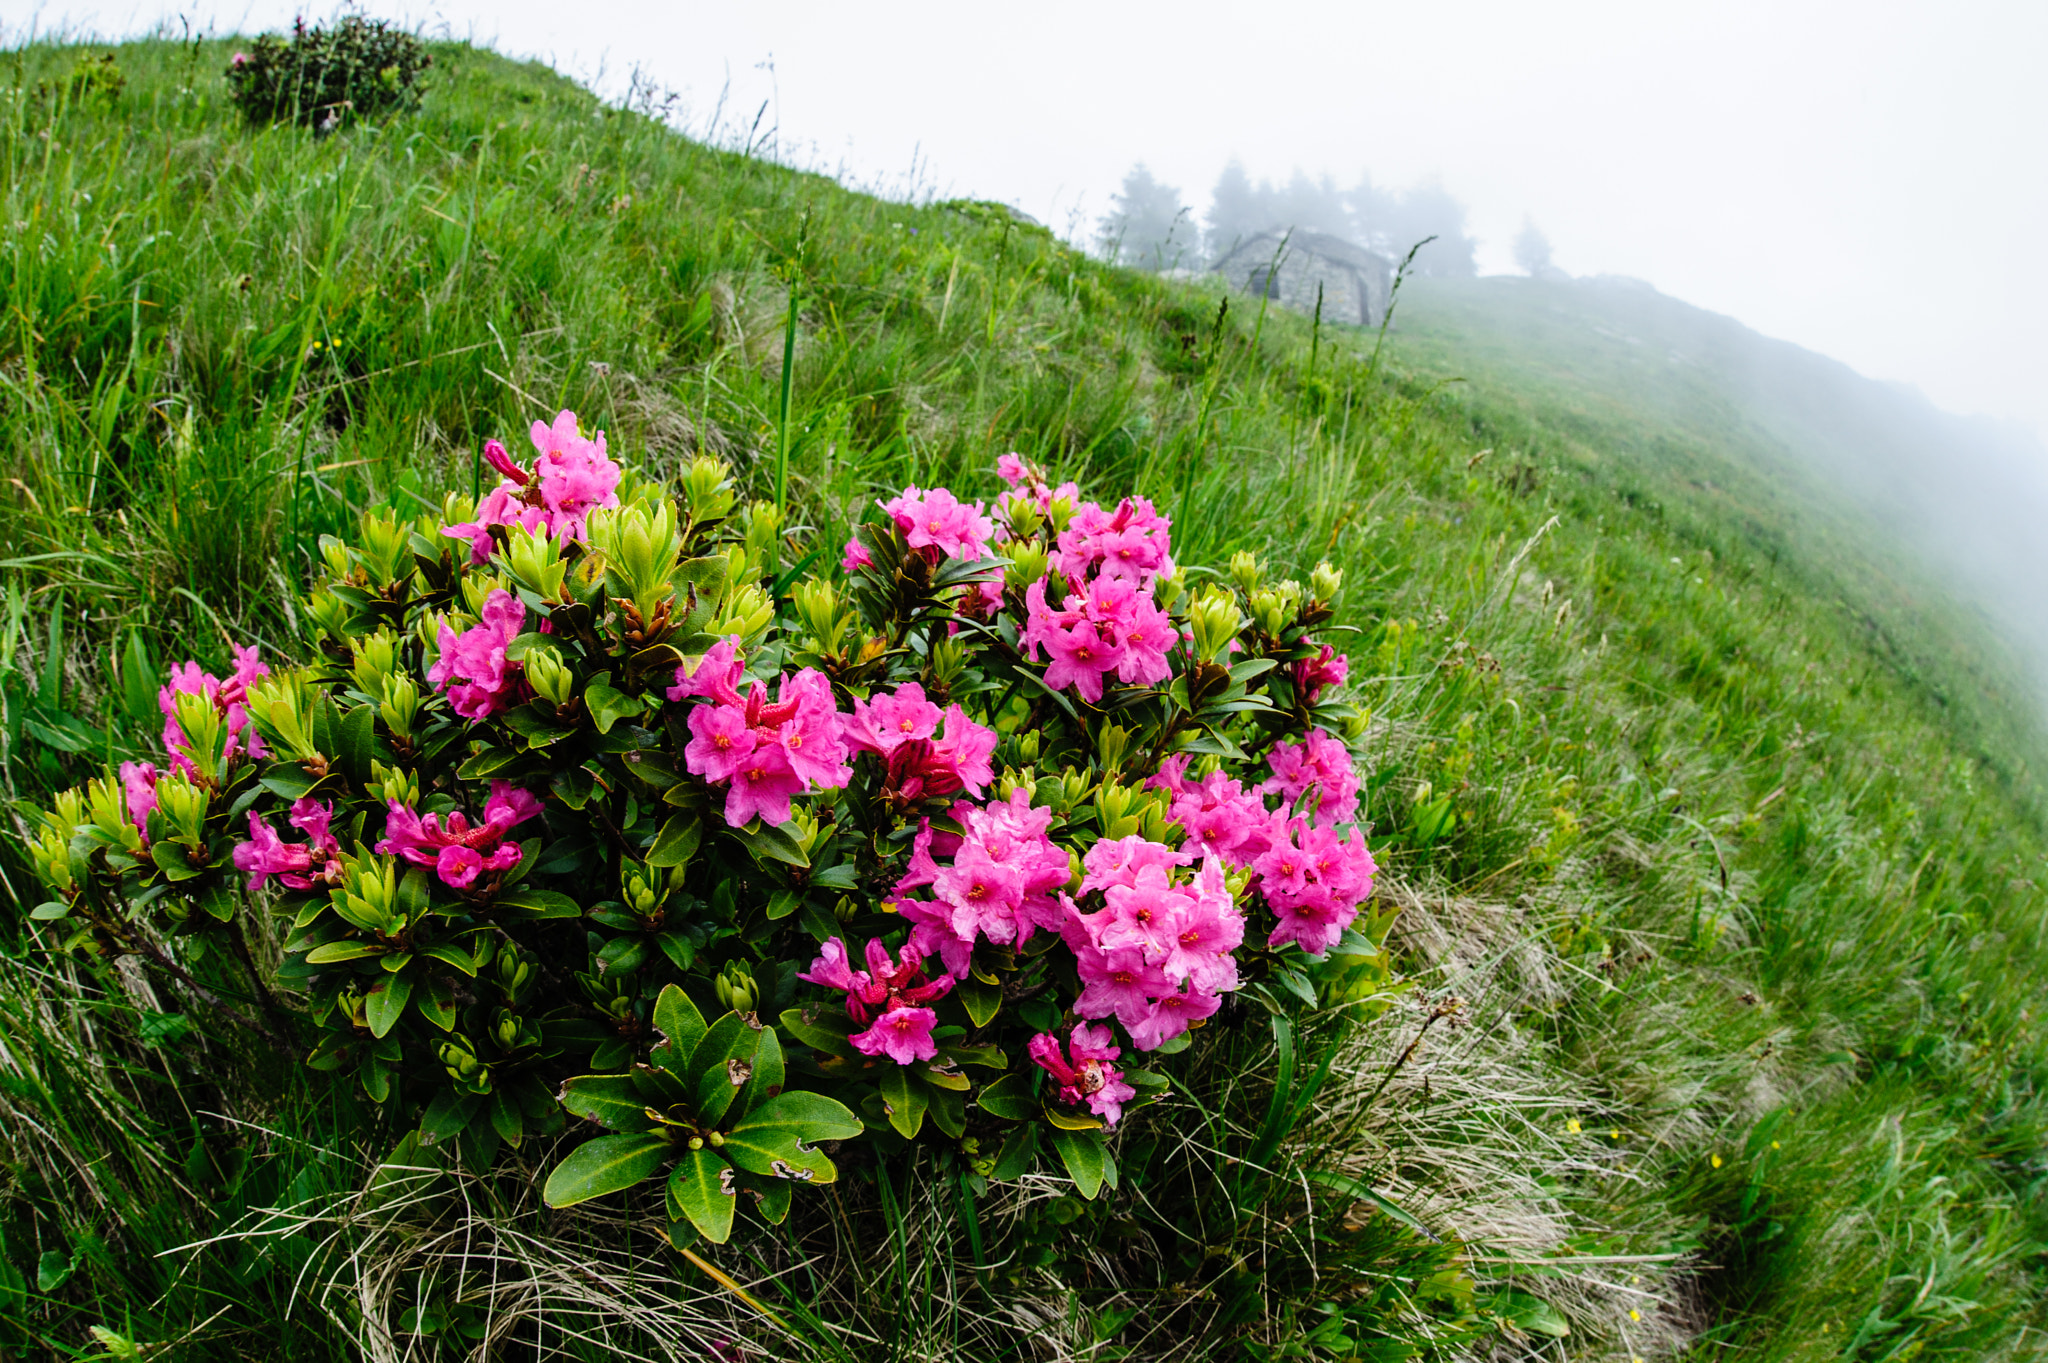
<box><xmin>1003</xmin><ymin>540</ymin><xmax>1050</xmax><ymax>592</ymax></box>
<box><xmin>682</xmin><ymin>455</ymin><xmax>737</xmax><ymax>523</ymax></box>
<box><xmin>1018</xmin><ymin>729</ymin><xmax>1041</xmax><ymax>763</ymax></box>
<box><xmin>307</xmin><ymin>588</ymin><xmax>352</xmax><ymax>639</ymax></box>
<box><xmin>171</xmin><ymin>690</ymin><xmax>226</xmax><ymax>782</ymax></box>
<box><xmin>319</xmin><ymin>535</ymin><xmax>353</xmax><ymax>582</ymax></box>
<box><xmin>1310</xmin><ymin>560</ymin><xmax>1343</xmax><ymax>602</ymax></box>
<box><xmin>1153</xmin><ymin>566</ymin><xmax>1186</xmax><ymax>612</ymax></box>
<box><xmin>1003</xmin><ymin>498</ymin><xmax>1045</xmax><ymax>540</ymax></box>
<box><xmin>1096</xmin><ymin>723</ymin><xmax>1133</xmax><ymax>774</ymax></box>
<box><xmin>793</xmin><ymin>578</ymin><xmax>847</xmax><ymax>654</ymax></box>
<box><xmin>711</xmin><ymin>583</ymin><xmax>775</xmax><ymax>644</ymax></box>
<box><xmin>742</xmin><ymin>501</ymin><xmax>782</xmax><ymax>564</ymax></box>
<box><xmin>1228</xmin><ymin>551</ymin><xmax>1262</xmax><ymax>594</ymax></box>
<box><xmin>833</xmin><ymin>895</ymin><xmax>857</xmax><ymax>924</ymax></box>
<box><xmin>369</xmin><ymin>759</ymin><xmax>420</xmax><ymax>808</ymax></box>
<box><xmin>380</xmin><ymin>673</ymin><xmax>421</xmax><ymax>736</ymax></box>
<box><xmin>505</xmin><ymin>522</ymin><xmax>570</xmax><ymax>601</ymax></box>
<box><xmin>714</xmin><ymin>960</ymin><xmax>758</xmax><ymax>1015</ymax></box>
<box><xmin>1251</xmin><ymin>588</ymin><xmax>1288</xmax><ymax>637</ymax></box>
<box><xmin>688</xmin><ymin>1136</ymin><xmax>706</xmax><ymax>1151</ymax></box>
<box><xmin>152</xmin><ymin>770</ymin><xmax>209</xmax><ymax>850</ymax></box>
<box><xmin>525</xmin><ymin>647</ymin><xmax>574</xmax><ymax>707</ymax></box>
<box><xmin>1045</xmin><ymin>493</ymin><xmax>1077</xmax><ymax>535</ymax></box>
<box><xmin>1188</xmin><ymin>588</ymin><xmax>1243</xmax><ymax>663</ymax></box>
<box><xmin>622</xmin><ymin>860</ymin><xmax>665</xmax><ymax>917</ymax></box>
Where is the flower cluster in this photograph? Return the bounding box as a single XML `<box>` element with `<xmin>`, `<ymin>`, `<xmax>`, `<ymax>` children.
<box><xmin>443</xmin><ymin>409</ymin><xmax>622</xmax><ymax>565</ymax></box>
<box><xmin>376</xmin><ymin>780</ymin><xmax>544</xmax><ymax>889</ymax></box>
<box><xmin>160</xmin><ymin>644</ymin><xmax>271</xmax><ymax>776</ymax></box>
<box><xmin>887</xmin><ymin>788</ymin><xmax>1074</xmax><ymax>978</ymax></box>
<box><xmin>842</xmin><ymin>681</ymin><xmax>997</xmax><ymax>807</ymax></box>
<box><xmin>800</xmin><ymin>937</ymin><xmax>955</xmax><ymax>1064</ymax></box>
<box><xmin>673</xmin><ymin>640</ymin><xmax>853</xmax><ymax>826</ymax></box>
<box><xmin>1030</xmin><ymin>1023</ymin><xmax>1136</xmax><ymax>1126</ymax></box>
<box><xmin>1062</xmin><ymin>839</ymin><xmax>1242</xmax><ymax>1050</ymax></box>
<box><xmin>428</xmin><ymin>589</ymin><xmax>529</xmax><ymax>721</ymax></box>
<box><xmin>1263</xmin><ymin>728</ymin><xmax>1361</xmax><ymax>824</ymax></box>
<box><xmin>1022</xmin><ymin>574</ymin><xmax>1176</xmax><ymax>702</ymax></box>
<box><xmin>235</xmin><ymin>798</ymin><xmax>343</xmax><ymax>891</ymax></box>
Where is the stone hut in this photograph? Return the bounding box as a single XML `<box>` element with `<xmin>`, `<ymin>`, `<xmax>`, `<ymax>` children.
<box><xmin>1210</xmin><ymin>230</ymin><xmax>1395</xmax><ymax>329</ymax></box>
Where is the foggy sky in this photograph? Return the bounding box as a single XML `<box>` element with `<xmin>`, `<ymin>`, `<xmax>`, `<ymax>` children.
<box><xmin>22</xmin><ymin>0</ymin><xmax>2048</xmax><ymax>443</ymax></box>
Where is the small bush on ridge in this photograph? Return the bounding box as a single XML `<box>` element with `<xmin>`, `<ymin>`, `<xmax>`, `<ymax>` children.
<box><xmin>225</xmin><ymin>16</ymin><xmax>430</xmax><ymax>130</ymax></box>
<box><xmin>21</xmin><ymin>412</ymin><xmax>1379</xmax><ymax>1259</ymax></box>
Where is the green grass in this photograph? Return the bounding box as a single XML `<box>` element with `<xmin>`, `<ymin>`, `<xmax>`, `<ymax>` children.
<box><xmin>3</xmin><ymin>33</ymin><xmax>2048</xmax><ymax>1359</ymax></box>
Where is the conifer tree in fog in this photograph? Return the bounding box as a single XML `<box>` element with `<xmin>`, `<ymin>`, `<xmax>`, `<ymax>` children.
<box><xmin>1096</xmin><ymin>164</ymin><xmax>1193</xmax><ymax>271</ymax></box>
<box><xmin>1514</xmin><ymin>217</ymin><xmax>1555</xmax><ymax>275</ymax></box>
<box><xmin>1384</xmin><ymin>178</ymin><xmax>1478</xmax><ymax>276</ymax></box>
<box><xmin>1205</xmin><ymin>159</ymin><xmax>1261</xmax><ymax>262</ymax></box>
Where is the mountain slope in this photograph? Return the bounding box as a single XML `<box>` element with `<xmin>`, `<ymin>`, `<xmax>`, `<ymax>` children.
<box><xmin>1</xmin><ymin>36</ymin><xmax>2046</xmax><ymax>1360</ymax></box>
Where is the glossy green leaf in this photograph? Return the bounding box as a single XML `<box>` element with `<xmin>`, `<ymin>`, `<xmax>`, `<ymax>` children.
<box><xmin>778</xmin><ymin>1006</ymin><xmax>859</xmax><ymax>1059</ymax></box>
<box><xmin>1049</xmin><ymin>1128</ymin><xmax>1112</xmax><ymax>1201</ymax></box>
<box><xmin>653</xmin><ymin>984</ymin><xmax>708</xmax><ymax>1066</ymax></box>
<box><xmin>667</xmin><ymin>1147</ymin><xmax>738</xmax><ymax>1243</ymax></box>
<box><xmin>494</xmin><ymin>887</ymin><xmax>581</xmax><ymax>919</ymax></box>
<box><xmin>723</xmin><ymin>1120</ymin><xmax>839</xmax><ymax>1183</ymax></box>
<box><xmin>542</xmin><ymin>1132</ymin><xmax>672</xmax><ymax>1208</ymax></box>
<box><xmin>734</xmin><ymin>818</ymin><xmax>809</xmax><ymax>868</ymax></box>
<box><xmin>955</xmin><ymin>975</ymin><xmax>1001</xmax><ymax>1027</ymax></box>
<box><xmin>337</xmin><ymin>701</ymin><xmax>377</xmax><ymax>783</ymax></box>
<box><xmin>878</xmin><ymin>1065</ymin><xmax>926</xmax><ymax>1138</ymax></box>
<box><xmin>305</xmin><ymin>939</ymin><xmax>384</xmax><ymax>964</ymax></box>
<box><xmin>688</xmin><ymin>1015</ymin><xmax>764</xmax><ymax>1126</ymax></box>
<box><xmin>559</xmin><ymin>1074</ymin><xmax>651</xmax><ymax>1131</ymax></box>
<box><xmin>729</xmin><ymin>1090</ymin><xmax>864</xmax><ymax>1143</ymax></box>
<box><xmin>417</xmin><ymin>976</ymin><xmax>459</xmax><ymax>1031</ymax></box>
<box><xmin>365</xmin><ymin>973</ymin><xmax>413</xmax><ymax>1039</ymax></box>
<box><xmin>733</xmin><ymin>1027</ymin><xmax>785</xmax><ymax>1123</ymax></box>
<box><xmin>975</xmin><ymin>1072</ymin><xmax>1038</xmax><ymax>1121</ymax></box>
<box><xmin>646</xmin><ymin>813</ymin><xmax>702</xmax><ymax>869</ymax></box>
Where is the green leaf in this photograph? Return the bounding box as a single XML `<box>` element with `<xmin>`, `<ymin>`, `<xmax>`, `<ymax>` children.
<box><xmin>457</xmin><ymin>747</ymin><xmax>530</xmax><ymax>781</ymax></box>
<box><xmin>585</xmin><ymin>682</ymin><xmax>646</xmax><ymax>734</ymax></box>
<box><xmin>646</xmin><ymin>813</ymin><xmax>703</xmax><ymax>869</ymax></box>
<box><xmin>1050</xmin><ymin>1128</ymin><xmax>1112</xmax><ymax>1200</ymax></box>
<box><xmin>879</xmin><ymin>1066</ymin><xmax>926</xmax><ymax>1138</ymax></box>
<box><xmin>305</xmin><ymin>939</ymin><xmax>384</xmax><ymax>964</ymax></box>
<box><xmin>36</xmin><ymin>1249</ymin><xmax>75</xmax><ymax>1293</ymax></box>
<box><xmin>778</xmin><ymin>1006</ymin><xmax>858</xmax><ymax>1059</ymax></box>
<box><xmin>417</xmin><ymin>976</ymin><xmax>459</xmax><ymax>1032</ymax></box>
<box><xmin>1044</xmin><ymin>1102</ymin><xmax>1104</xmax><ymax>1132</ymax></box>
<box><xmin>733</xmin><ymin>818</ymin><xmax>809</xmax><ymax>868</ymax></box>
<box><xmin>975</xmin><ymin>1073</ymin><xmax>1038</xmax><ymax>1121</ymax></box>
<box><xmin>1494</xmin><ymin>1290</ymin><xmax>1571</xmax><ymax>1338</ymax></box>
<box><xmin>991</xmin><ymin>1122</ymin><xmax>1037</xmax><ymax>1180</ymax></box>
<box><xmin>542</xmin><ymin>1132</ymin><xmax>672</xmax><ymax>1208</ymax></box>
<box><xmin>494</xmin><ymin>887</ymin><xmax>581</xmax><ymax>920</ymax></box>
<box><xmin>397</xmin><ymin>867</ymin><xmax>433</xmax><ymax>920</ymax></box>
<box><xmin>730</xmin><ymin>1090</ymin><xmax>864</xmax><ymax>1143</ymax></box>
<box><xmin>337</xmin><ymin>702</ymin><xmax>377</xmax><ymax>784</ymax></box>
<box><xmin>722</xmin><ymin>1123</ymin><xmax>839</xmax><ymax>1183</ymax></box>
<box><xmin>550</xmin><ymin>765</ymin><xmax>598</xmax><ymax>810</ymax></box>
<box><xmin>689</xmin><ymin>1015</ymin><xmax>764</xmax><ymax>1126</ymax></box>
<box><xmin>734</xmin><ymin>1028</ymin><xmax>785</xmax><ymax>1123</ymax></box>
<box><xmin>419</xmin><ymin>941</ymin><xmax>477</xmax><ymax>975</ymax></box>
<box><xmin>927</xmin><ymin>1083</ymin><xmax>966</xmax><ymax>1138</ymax></box>
<box><xmin>560</xmin><ymin>1074</ymin><xmax>653</xmax><ymax>1131</ymax></box>
<box><xmin>653</xmin><ymin>984</ymin><xmax>708</xmax><ymax>1065</ymax></box>
<box><xmin>365</xmin><ymin>973</ymin><xmax>413</xmax><ymax>1038</ymax></box>
<box><xmin>667</xmin><ymin>1146</ymin><xmax>738</xmax><ymax>1244</ymax></box>
<box><xmin>956</xmin><ymin>975</ymin><xmax>1001</xmax><ymax>1027</ymax></box>
<box><xmin>417</xmin><ymin>1088</ymin><xmax>479</xmax><ymax>1148</ymax></box>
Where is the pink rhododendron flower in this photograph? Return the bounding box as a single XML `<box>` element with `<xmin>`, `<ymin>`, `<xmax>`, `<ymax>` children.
<box><xmin>845</xmin><ymin>682</ymin><xmax>997</xmax><ymax>805</ymax></box>
<box><xmin>428</xmin><ymin>589</ymin><xmax>528</xmax><ymax>721</ymax></box>
<box><xmin>1074</xmin><ymin>944</ymin><xmax>1174</xmax><ymax>1027</ymax></box>
<box><xmin>801</xmin><ymin>937</ymin><xmax>953</xmax><ymax>1064</ymax></box>
<box><xmin>1023</xmin><ymin>563</ymin><xmax>1175</xmax><ymax>702</ymax></box>
<box><xmin>1030</xmin><ymin>1023</ymin><xmax>1136</xmax><ymax>1125</ymax></box>
<box><xmin>233</xmin><ymin>798</ymin><xmax>342</xmax><ymax>892</ymax></box>
<box><xmin>158</xmin><ymin>644</ymin><xmax>270</xmax><ymax>777</ymax></box>
<box><xmin>440</xmin><ymin>409</ymin><xmax>621</xmax><ymax>562</ymax></box>
<box><xmin>1294</xmin><ymin>644</ymin><xmax>1349</xmax><ymax>703</ymax></box>
<box><xmin>995</xmin><ymin>453</ymin><xmax>1030</xmax><ymax>487</ymax></box>
<box><xmin>120</xmin><ymin>761</ymin><xmax>158</xmax><ymax>843</ymax></box>
<box><xmin>852</xmin><ymin>1006</ymin><xmax>940</xmax><ymax>1065</ymax></box>
<box><xmin>888</xmin><ymin>789</ymin><xmax>1071</xmax><ymax>976</ymax></box>
<box><xmin>673</xmin><ymin>644</ymin><xmax>851</xmax><ymax>827</ymax></box>
<box><xmin>881</xmin><ymin>485</ymin><xmax>995</xmax><ymax>562</ymax></box>
<box><xmin>1262</xmin><ymin>728</ymin><xmax>1361</xmax><ymax>824</ymax></box>
<box><xmin>1128</xmin><ymin>985</ymin><xmax>1223</xmax><ymax>1051</ymax></box>
<box><xmin>376</xmin><ymin>780</ymin><xmax>544</xmax><ymax>889</ymax></box>
<box><xmin>1054</xmin><ymin>495</ymin><xmax>1173</xmax><ymax>587</ymax></box>
<box><xmin>841</xmin><ymin>535</ymin><xmax>874</xmax><ymax>572</ymax></box>
<box><xmin>1255</xmin><ymin>817</ymin><xmax>1378</xmax><ymax>956</ymax></box>
<box><xmin>1148</xmin><ymin>762</ymin><xmax>1279</xmax><ymax>866</ymax></box>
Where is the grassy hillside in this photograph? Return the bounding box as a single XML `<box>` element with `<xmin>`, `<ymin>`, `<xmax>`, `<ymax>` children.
<box><xmin>3</xmin><ymin>35</ymin><xmax>2048</xmax><ymax>1360</ymax></box>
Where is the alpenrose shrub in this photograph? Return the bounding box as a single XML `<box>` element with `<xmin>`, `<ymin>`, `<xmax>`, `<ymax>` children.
<box><xmin>21</xmin><ymin>413</ymin><xmax>1379</xmax><ymax>1248</ymax></box>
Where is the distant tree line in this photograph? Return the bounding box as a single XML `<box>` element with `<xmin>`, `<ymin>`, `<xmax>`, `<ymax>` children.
<box><xmin>1097</xmin><ymin>159</ymin><xmax>1519</xmax><ymax>279</ymax></box>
